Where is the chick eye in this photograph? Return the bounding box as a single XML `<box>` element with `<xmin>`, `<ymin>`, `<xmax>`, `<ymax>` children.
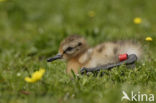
<box><xmin>66</xmin><ymin>47</ymin><xmax>73</xmax><ymax>51</ymax></box>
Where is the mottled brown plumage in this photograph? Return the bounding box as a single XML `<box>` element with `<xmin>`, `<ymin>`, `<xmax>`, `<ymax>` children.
<box><xmin>56</xmin><ymin>35</ymin><xmax>142</xmax><ymax>74</ymax></box>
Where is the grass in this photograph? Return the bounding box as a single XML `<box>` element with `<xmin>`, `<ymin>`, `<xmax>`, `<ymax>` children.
<box><xmin>0</xmin><ymin>0</ymin><xmax>156</xmax><ymax>103</ymax></box>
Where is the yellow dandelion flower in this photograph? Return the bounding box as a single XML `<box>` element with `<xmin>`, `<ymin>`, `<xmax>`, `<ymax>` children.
<box><xmin>134</xmin><ymin>17</ymin><xmax>142</xmax><ymax>24</ymax></box>
<box><xmin>25</xmin><ymin>77</ymin><xmax>34</xmax><ymax>83</ymax></box>
<box><xmin>25</xmin><ymin>68</ymin><xmax>45</xmax><ymax>83</ymax></box>
<box><xmin>145</xmin><ymin>37</ymin><xmax>152</xmax><ymax>41</ymax></box>
<box><xmin>88</xmin><ymin>11</ymin><xmax>95</xmax><ymax>17</ymax></box>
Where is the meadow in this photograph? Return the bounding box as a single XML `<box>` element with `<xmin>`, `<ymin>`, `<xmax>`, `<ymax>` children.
<box><xmin>0</xmin><ymin>0</ymin><xmax>156</xmax><ymax>103</ymax></box>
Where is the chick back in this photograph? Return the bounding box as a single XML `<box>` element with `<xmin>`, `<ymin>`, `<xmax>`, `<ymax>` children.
<box><xmin>83</xmin><ymin>41</ymin><xmax>142</xmax><ymax>68</ymax></box>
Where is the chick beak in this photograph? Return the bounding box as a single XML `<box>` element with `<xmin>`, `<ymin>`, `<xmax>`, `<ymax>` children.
<box><xmin>47</xmin><ymin>54</ymin><xmax>62</xmax><ymax>62</ymax></box>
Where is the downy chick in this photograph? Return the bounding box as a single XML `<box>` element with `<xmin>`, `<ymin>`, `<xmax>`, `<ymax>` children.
<box><xmin>48</xmin><ymin>35</ymin><xmax>142</xmax><ymax>74</ymax></box>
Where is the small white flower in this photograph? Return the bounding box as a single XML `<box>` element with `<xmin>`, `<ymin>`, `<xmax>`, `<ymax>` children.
<box><xmin>17</xmin><ymin>73</ymin><xmax>21</xmax><ymax>77</ymax></box>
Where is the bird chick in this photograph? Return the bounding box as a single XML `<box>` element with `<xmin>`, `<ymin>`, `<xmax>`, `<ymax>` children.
<box><xmin>48</xmin><ymin>35</ymin><xmax>142</xmax><ymax>75</ymax></box>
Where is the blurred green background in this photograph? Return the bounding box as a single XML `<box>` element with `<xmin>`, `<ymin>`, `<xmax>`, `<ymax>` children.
<box><xmin>0</xmin><ymin>0</ymin><xmax>156</xmax><ymax>103</ymax></box>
